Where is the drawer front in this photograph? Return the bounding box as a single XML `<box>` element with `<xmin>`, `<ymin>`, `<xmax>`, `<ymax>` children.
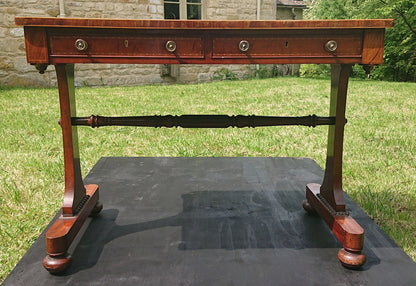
<box><xmin>49</xmin><ymin>34</ymin><xmax>204</xmax><ymax>59</ymax></box>
<box><xmin>45</xmin><ymin>28</ymin><xmax>367</xmax><ymax>64</ymax></box>
<box><xmin>212</xmin><ymin>31</ymin><xmax>363</xmax><ymax>60</ymax></box>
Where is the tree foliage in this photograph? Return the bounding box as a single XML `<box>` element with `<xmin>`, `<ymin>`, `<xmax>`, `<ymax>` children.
<box><xmin>304</xmin><ymin>0</ymin><xmax>416</xmax><ymax>81</ymax></box>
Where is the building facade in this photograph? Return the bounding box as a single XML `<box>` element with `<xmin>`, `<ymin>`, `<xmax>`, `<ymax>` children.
<box><xmin>1</xmin><ymin>0</ymin><xmax>305</xmax><ymax>87</ymax></box>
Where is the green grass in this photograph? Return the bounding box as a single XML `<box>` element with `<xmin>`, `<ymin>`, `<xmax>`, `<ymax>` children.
<box><xmin>1</xmin><ymin>77</ymin><xmax>415</xmax><ymax>282</ymax></box>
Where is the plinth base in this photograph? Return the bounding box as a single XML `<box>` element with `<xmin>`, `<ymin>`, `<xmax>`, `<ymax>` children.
<box><xmin>305</xmin><ymin>183</ymin><xmax>366</xmax><ymax>269</ymax></box>
<box><xmin>43</xmin><ymin>184</ymin><xmax>101</xmax><ymax>274</ymax></box>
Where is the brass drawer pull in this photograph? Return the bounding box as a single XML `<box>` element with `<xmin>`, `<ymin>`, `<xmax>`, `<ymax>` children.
<box><xmin>166</xmin><ymin>40</ymin><xmax>177</xmax><ymax>52</ymax></box>
<box><xmin>75</xmin><ymin>39</ymin><xmax>88</xmax><ymax>51</ymax></box>
<box><xmin>239</xmin><ymin>40</ymin><xmax>250</xmax><ymax>52</ymax></box>
<box><xmin>325</xmin><ymin>40</ymin><xmax>338</xmax><ymax>53</ymax></box>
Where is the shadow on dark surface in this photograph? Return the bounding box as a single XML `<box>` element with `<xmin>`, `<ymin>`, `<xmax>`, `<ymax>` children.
<box><xmin>5</xmin><ymin>158</ymin><xmax>415</xmax><ymax>285</ymax></box>
<box><xmin>66</xmin><ymin>190</ymin><xmax>381</xmax><ymax>275</ymax></box>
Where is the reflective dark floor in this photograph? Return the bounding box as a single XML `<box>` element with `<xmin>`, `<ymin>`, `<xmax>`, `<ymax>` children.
<box><xmin>3</xmin><ymin>157</ymin><xmax>416</xmax><ymax>286</ymax></box>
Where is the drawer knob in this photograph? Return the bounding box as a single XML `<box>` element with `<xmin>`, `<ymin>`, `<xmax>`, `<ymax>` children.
<box><xmin>75</xmin><ymin>39</ymin><xmax>88</xmax><ymax>51</ymax></box>
<box><xmin>325</xmin><ymin>40</ymin><xmax>338</xmax><ymax>53</ymax></box>
<box><xmin>166</xmin><ymin>40</ymin><xmax>177</xmax><ymax>53</ymax></box>
<box><xmin>239</xmin><ymin>40</ymin><xmax>250</xmax><ymax>52</ymax></box>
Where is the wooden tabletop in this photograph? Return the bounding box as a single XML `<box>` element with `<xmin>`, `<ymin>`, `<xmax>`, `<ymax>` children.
<box><xmin>15</xmin><ymin>17</ymin><xmax>394</xmax><ymax>30</ymax></box>
<box><xmin>15</xmin><ymin>17</ymin><xmax>394</xmax><ymax>67</ymax></box>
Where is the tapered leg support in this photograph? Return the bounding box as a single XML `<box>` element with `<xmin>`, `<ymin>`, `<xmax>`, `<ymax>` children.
<box><xmin>43</xmin><ymin>184</ymin><xmax>100</xmax><ymax>274</ymax></box>
<box><xmin>44</xmin><ymin>64</ymin><xmax>103</xmax><ymax>274</ymax></box>
<box><xmin>303</xmin><ymin>64</ymin><xmax>365</xmax><ymax>269</ymax></box>
<box><xmin>305</xmin><ymin>183</ymin><xmax>366</xmax><ymax>269</ymax></box>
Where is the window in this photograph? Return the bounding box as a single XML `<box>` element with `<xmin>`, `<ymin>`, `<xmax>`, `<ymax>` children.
<box><xmin>186</xmin><ymin>0</ymin><xmax>202</xmax><ymax>19</ymax></box>
<box><xmin>164</xmin><ymin>0</ymin><xmax>180</xmax><ymax>19</ymax></box>
<box><xmin>164</xmin><ymin>0</ymin><xmax>202</xmax><ymax>20</ymax></box>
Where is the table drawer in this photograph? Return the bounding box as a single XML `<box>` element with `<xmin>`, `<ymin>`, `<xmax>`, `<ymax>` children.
<box><xmin>49</xmin><ymin>31</ymin><xmax>204</xmax><ymax>59</ymax></box>
<box><xmin>212</xmin><ymin>31</ymin><xmax>363</xmax><ymax>60</ymax></box>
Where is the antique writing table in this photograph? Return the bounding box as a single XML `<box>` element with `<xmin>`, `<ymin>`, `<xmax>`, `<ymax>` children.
<box><xmin>15</xmin><ymin>17</ymin><xmax>393</xmax><ymax>274</ymax></box>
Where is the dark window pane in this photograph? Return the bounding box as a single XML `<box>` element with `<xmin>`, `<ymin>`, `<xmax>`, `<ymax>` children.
<box><xmin>187</xmin><ymin>4</ymin><xmax>201</xmax><ymax>19</ymax></box>
<box><xmin>187</xmin><ymin>0</ymin><xmax>201</xmax><ymax>3</ymax></box>
<box><xmin>164</xmin><ymin>3</ymin><xmax>180</xmax><ymax>19</ymax></box>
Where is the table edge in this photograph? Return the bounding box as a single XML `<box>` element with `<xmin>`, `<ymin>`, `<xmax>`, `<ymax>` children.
<box><xmin>15</xmin><ymin>17</ymin><xmax>394</xmax><ymax>30</ymax></box>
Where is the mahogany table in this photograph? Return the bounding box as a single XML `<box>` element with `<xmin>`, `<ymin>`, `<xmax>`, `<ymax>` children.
<box><xmin>15</xmin><ymin>17</ymin><xmax>393</xmax><ymax>274</ymax></box>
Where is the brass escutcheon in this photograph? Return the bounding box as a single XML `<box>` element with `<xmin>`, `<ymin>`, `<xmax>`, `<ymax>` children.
<box><xmin>239</xmin><ymin>40</ymin><xmax>250</xmax><ymax>52</ymax></box>
<box><xmin>75</xmin><ymin>39</ymin><xmax>88</xmax><ymax>51</ymax></box>
<box><xmin>166</xmin><ymin>40</ymin><xmax>177</xmax><ymax>52</ymax></box>
<box><xmin>325</xmin><ymin>40</ymin><xmax>338</xmax><ymax>53</ymax></box>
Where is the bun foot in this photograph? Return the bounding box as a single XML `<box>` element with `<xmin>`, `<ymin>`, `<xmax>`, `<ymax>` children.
<box><xmin>302</xmin><ymin>200</ymin><xmax>317</xmax><ymax>214</ymax></box>
<box><xmin>338</xmin><ymin>248</ymin><xmax>366</xmax><ymax>269</ymax></box>
<box><xmin>90</xmin><ymin>201</ymin><xmax>103</xmax><ymax>217</ymax></box>
<box><xmin>43</xmin><ymin>253</ymin><xmax>72</xmax><ymax>274</ymax></box>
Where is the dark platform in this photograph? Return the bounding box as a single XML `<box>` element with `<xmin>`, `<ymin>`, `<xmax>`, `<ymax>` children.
<box><xmin>3</xmin><ymin>157</ymin><xmax>416</xmax><ymax>285</ymax></box>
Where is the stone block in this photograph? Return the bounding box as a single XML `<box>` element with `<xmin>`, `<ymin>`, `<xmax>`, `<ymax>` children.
<box><xmin>4</xmin><ymin>74</ymin><xmax>49</xmax><ymax>87</ymax></box>
<box><xmin>9</xmin><ymin>27</ymin><xmax>24</xmax><ymax>37</ymax></box>
<box><xmin>46</xmin><ymin>7</ymin><xmax>60</xmax><ymax>17</ymax></box>
<box><xmin>0</xmin><ymin>56</ymin><xmax>13</xmax><ymax>70</ymax></box>
<box><xmin>148</xmin><ymin>5</ymin><xmax>156</xmax><ymax>14</ymax></box>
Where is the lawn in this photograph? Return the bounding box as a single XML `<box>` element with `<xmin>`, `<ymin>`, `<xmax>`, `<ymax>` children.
<box><xmin>0</xmin><ymin>77</ymin><xmax>415</xmax><ymax>282</ymax></box>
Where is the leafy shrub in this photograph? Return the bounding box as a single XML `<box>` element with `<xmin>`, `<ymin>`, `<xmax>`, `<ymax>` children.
<box><xmin>212</xmin><ymin>68</ymin><xmax>238</xmax><ymax>81</ymax></box>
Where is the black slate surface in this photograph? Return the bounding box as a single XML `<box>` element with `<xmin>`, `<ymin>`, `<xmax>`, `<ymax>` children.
<box><xmin>3</xmin><ymin>157</ymin><xmax>416</xmax><ymax>286</ymax></box>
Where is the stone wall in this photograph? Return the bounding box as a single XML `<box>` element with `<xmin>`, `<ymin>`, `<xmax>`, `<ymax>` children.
<box><xmin>206</xmin><ymin>0</ymin><xmax>276</xmax><ymax>20</ymax></box>
<box><xmin>1</xmin><ymin>1</ymin><xmax>291</xmax><ymax>87</ymax></box>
